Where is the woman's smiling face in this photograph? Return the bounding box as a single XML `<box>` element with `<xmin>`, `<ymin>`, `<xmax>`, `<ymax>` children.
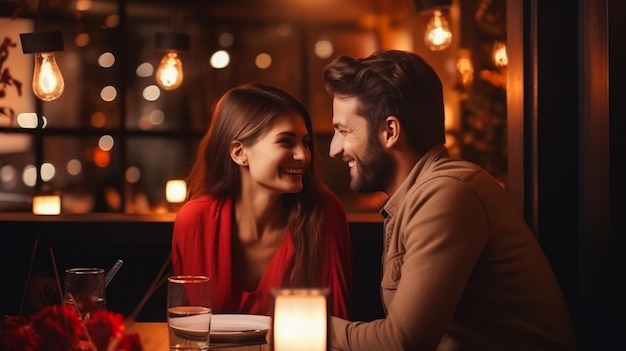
<box><xmin>240</xmin><ymin>112</ymin><xmax>312</xmax><ymax>195</ymax></box>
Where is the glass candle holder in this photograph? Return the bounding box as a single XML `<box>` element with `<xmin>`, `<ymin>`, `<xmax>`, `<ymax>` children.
<box><xmin>271</xmin><ymin>288</ymin><xmax>329</xmax><ymax>351</ymax></box>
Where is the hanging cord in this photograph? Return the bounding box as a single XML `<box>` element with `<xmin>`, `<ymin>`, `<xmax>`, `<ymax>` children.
<box><xmin>171</xmin><ymin>0</ymin><xmax>177</xmax><ymax>32</ymax></box>
<box><xmin>36</xmin><ymin>0</ymin><xmax>44</xmax><ymax>31</ymax></box>
<box><xmin>8</xmin><ymin>0</ymin><xmax>47</xmax><ymax>29</ymax></box>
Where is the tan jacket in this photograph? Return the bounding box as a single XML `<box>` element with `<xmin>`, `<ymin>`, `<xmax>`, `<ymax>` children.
<box><xmin>330</xmin><ymin>145</ymin><xmax>577</xmax><ymax>350</ymax></box>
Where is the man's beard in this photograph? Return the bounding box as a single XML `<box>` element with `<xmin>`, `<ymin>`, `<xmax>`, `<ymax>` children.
<box><xmin>351</xmin><ymin>138</ymin><xmax>393</xmax><ymax>193</ymax></box>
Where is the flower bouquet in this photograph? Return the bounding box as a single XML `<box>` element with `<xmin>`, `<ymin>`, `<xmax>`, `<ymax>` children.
<box><xmin>0</xmin><ymin>305</ymin><xmax>142</xmax><ymax>351</ymax></box>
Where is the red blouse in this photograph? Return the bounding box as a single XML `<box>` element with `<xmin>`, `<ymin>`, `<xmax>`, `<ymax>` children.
<box><xmin>171</xmin><ymin>189</ymin><xmax>352</xmax><ymax>319</ymax></box>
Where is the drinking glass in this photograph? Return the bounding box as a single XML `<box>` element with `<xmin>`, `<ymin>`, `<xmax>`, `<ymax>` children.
<box><xmin>167</xmin><ymin>275</ymin><xmax>212</xmax><ymax>351</ymax></box>
<box><xmin>63</xmin><ymin>267</ymin><xmax>106</xmax><ymax>320</ymax></box>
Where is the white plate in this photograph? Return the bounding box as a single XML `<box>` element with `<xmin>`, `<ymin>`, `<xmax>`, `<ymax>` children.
<box><xmin>169</xmin><ymin>314</ymin><xmax>211</xmax><ymax>340</ymax></box>
<box><xmin>210</xmin><ymin>314</ymin><xmax>271</xmax><ymax>342</ymax></box>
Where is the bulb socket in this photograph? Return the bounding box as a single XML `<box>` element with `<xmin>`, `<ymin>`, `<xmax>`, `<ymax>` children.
<box><xmin>414</xmin><ymin>0</ymin><xmax>452</xmax><ymax>12</ymax></box>
<box><xmin>20</xmin><ymin>30</ymin><xmax>65</xmax><ymax>54</ymax></box>
<box><xmin>156</xmin><ymin>32</ymin><xmax>190</xmax><ymax>52</ymax></box>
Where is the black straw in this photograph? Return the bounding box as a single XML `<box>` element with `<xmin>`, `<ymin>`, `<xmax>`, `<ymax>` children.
<box><xmin>105</xmin><ymin>259</ymin><xmax>124</xmax><ymax>288</ymax></box>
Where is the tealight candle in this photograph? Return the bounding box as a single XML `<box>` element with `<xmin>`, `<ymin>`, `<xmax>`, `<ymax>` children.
<box><xmin>32</xmin><ymin>194</ymin><xmax>61</xmax><ymax>215</ymax></box>
<box><xmin>271</xmin><ymin>288</ymin><xmax>329</xmax><ymax>351</ymax></box>
<box><xmin>166</xmin><ymin>179</ymin><xmax>187</xmax><ymax>203</ymax></box>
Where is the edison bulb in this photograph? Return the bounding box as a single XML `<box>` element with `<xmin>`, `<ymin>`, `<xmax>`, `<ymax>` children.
<box><xmin>492</xmin><ymin>41</ymin><xmax>508</xmax><ymax>67</ymax></box>
<box><xmin>32</xmin><ymin>52</ymin><xmax>65</xmax><ymax>101</ymax></box>
<box><xmin>424</xmin><ymin>11</ymin><xmax>452</xmax><ymax>51</ymax></box>
<box><xmin>156</xmin><ymin>52</ymin><xmax>184</xmax><ymax>90</ymax></box>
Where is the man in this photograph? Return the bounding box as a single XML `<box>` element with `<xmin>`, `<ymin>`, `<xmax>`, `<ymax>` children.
<box><xmin>323</xmin><ymin>49</ymin><xmax>577</xmax><ymax>350</ymax></box>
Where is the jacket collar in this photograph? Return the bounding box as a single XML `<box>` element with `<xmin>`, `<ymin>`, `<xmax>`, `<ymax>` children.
<box><xmin>380</xmin><ymin>144</ymin><xmax>449</xmax><ymax>219</ymax></box>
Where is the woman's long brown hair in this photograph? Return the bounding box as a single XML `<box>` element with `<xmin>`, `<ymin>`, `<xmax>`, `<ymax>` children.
<box><xmin>186</xmin><ymin>83</ymin><xmax>327</xmax><ymax>287</ymax></box>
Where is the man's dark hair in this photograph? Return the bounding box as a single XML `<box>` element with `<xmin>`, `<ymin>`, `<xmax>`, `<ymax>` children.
<box><xmin>323</xmin><ymin>49</ymin><xmax>445</xmax><ymax>153</ymax></box>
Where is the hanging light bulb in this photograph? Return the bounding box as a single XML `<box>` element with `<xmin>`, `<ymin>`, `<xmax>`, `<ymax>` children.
<box><xmin>20</xmin><ymin>31</ymin><xmax>65</xmax><ymax>101</ymax></box>
<box><xmin>156</xmin><ymin>52</ymin><xmax>184</xmax><ymax>90</ymax></box>
<box><xmin>492</xmin><ymin>41</ymin><xmax>509</xmax><ymax>67</ymax></box>
<box><xmin>424</xmin><ymin>10</ymin><xmax>452</xmax><ymax>51</ymax></box>
<box><xmin>32</xmin><ymin>52</ymin><xmax>65</xmax><ymax>101</ymax></box>
<box><xmin>456</xmin><ymin>49</ymin><xmax>474</xmax><ymax>86</ymax></box>
<box><xmin>155</xmin><ymin>32</ymin><xmax>190</xmax><ymax>91</ymax></box>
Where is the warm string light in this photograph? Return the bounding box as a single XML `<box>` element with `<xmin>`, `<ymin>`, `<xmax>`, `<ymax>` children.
<box><xmin>456</xmin><ymin>49</ymin><xmax>474</xmax><ymax>86</ymax></box>
<box><xmin>492</xmin><ymin>41</ymin><xmax>508</xmax><ymax>67</ymax></box>
<box><xmin>424</xmin><ymin>10</ymin><xmax>452</xmax><ymax>51</ymax></box>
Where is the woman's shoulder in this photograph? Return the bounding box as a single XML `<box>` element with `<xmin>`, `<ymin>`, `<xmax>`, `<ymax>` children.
<box><xmin>176</xmin><ymin>195</ymin><xmax>230</xmax><ymax>219</ymax></box>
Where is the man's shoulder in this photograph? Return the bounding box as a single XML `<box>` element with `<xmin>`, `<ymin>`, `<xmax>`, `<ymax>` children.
<box><xmin>404</xmin><ymin>158</ymin><xmax>494</xmax><ymax>203</ymax></box>
<box><xmin>427</xmin><ymin>157</ymin><xmax>484</xmax><ymax>182</ymax></box>
<box><xmin>408</xmin><ymin>146</ymin><xmax>486</xmax><ymax>187</ymax></box>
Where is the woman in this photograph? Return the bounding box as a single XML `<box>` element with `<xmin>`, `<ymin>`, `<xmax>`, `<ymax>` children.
<box><xmin>171</xmin><ymin>83</ymin><xmax>352</xmax><ymax>318</ymax></box>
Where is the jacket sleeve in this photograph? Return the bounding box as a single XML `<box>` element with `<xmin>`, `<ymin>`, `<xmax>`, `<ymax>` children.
<box><xmin>330</xmin><ymin>178</ymin><xmax>489</xmax><ymax>350</ymax></box>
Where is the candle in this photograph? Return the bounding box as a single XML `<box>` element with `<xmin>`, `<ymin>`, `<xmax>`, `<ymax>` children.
<box><xmin>32</xmin><ymin>194</ymin><xmax>61</xmax><ymax>215</ymax></box>
<box><xmin>165</xmin><ymin>179</ymin><xmax>187</xmax><ymax>203</ymax></box>
<box><xmin>271</xmin><ymin>288</ymin><xmax>329</xmax><ymax>351</ymax></box>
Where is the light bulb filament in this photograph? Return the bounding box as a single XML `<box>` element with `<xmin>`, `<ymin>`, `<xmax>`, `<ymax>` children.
<box><xmin>39</xmin><ymin>60</ymin><xmax>58</xmax><ymax>93</ymax></box>
<box><xmin>156</xmin><ymin>52</ymin><xmax>184</xmax><ymax>90</ymax></box>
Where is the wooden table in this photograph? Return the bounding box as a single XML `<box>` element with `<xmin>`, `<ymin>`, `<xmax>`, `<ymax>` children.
<box><xmin>125</xmin><ymin>322</ymin><xmax>269</xmax><ymax>350</ymax></box>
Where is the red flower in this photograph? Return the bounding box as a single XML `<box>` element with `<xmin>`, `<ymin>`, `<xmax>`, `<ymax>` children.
<box><xmin>2</xmin><ymin>305</ymin><xmax>142</xmax><ymax>351</ymax></box>
<box><xmin>0</xmin><ymin>316</ymin><xmax>37</xmax><ymax>351</ymax></box>
<box><xmin>31</xmin><ymin>305</ymin><xmax>82</xmax><ymax>351</ymax></box>
<box><xmin>116</xmin><ymin>333</ymin><xmax>143</xmax><ymax>351</ymax></box>
<box><xmin>85</xmin><ymin>310</ymin><xmax>125</xmax><ymax>351</ymax></box>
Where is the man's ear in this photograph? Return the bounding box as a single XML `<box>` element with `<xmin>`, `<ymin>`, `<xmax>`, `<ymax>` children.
<box><xmin>230</xmin><ymin>141</ymin><xmax>248</xmax><ymax>166</ymax></box>
<box><xmin>381</xmin><ymin>116</ymin><xmax>401</xmax><ymax>148</ymax></box>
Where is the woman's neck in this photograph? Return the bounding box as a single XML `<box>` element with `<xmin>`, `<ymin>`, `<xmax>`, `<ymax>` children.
<box><xmin>232</xmin><ymin>191</ymin><xmax>288</xmax><ymax>292</ymax></box>
<box><xmin>234</xmin><ymin>191</ymin><xmax>286</xmax><ymax>242</ymax></box>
